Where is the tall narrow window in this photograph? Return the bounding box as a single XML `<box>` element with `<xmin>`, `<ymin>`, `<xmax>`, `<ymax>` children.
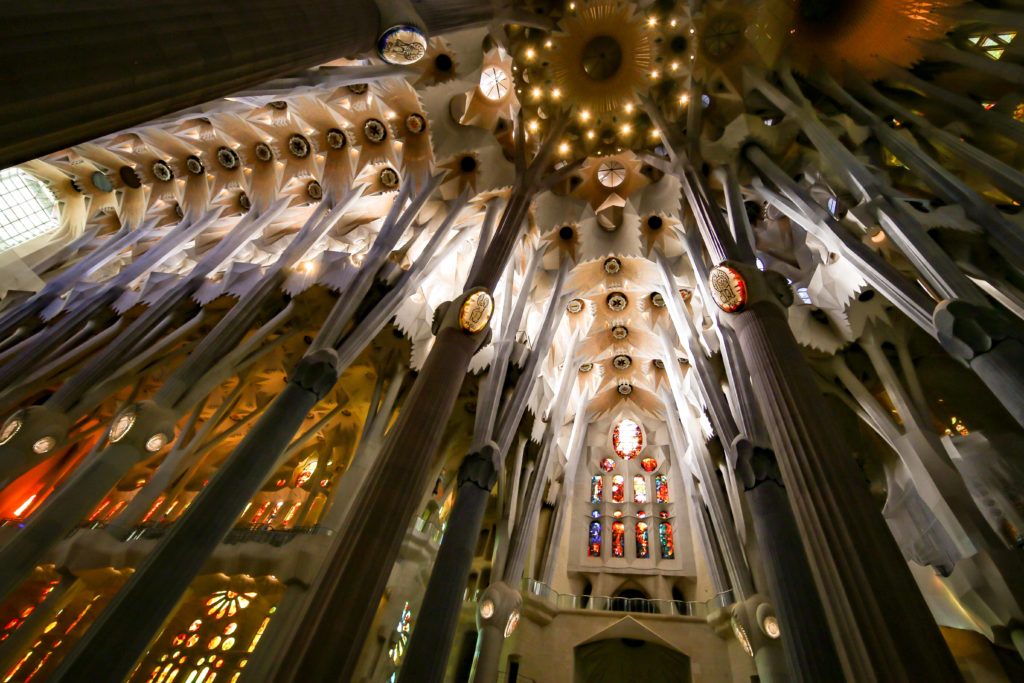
<box><xmin>588</xmin><ymin>514</ymin><xmax>602</xmax><ymax>557</ymax></box>
<box><xmin>590</xmin><ymin>475</ymin><xmax>603</xmax><ymax>503</ymax></box>
<box><xmin>388</xmin><ymin>602</ymin><xmax>413</xmax><ymax>665</ymax></box>
<box><xmin>611</xmin><ymin>475</ymin><xmax>624</xmax><ymax>503</ymax></box>
<box><xmin>611</xmin><ymin>520</ymin><xmax>625</xmax><ymax>558</ymax></box>
<box><xmin>659</xmin><ymin>520</ymin><xmax>675</xmax><ymax>559</ymax></box>
<box><xmin>655</xmin><ymin>474</ymin><xmax>669</xmax><ymax>503</ymax></box>
<box><xmin>635</xmin><ymin>521</ymin><xmax>649</xmax><ymax>558</ymax></box>
<box><xmin>633</xmin><ymin>475</ymin><xmax>648</xmax><ymax>504</ymax></box>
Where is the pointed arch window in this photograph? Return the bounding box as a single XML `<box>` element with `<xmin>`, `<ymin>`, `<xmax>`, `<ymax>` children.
<box><xmin>636</xmin><ymin>521</ymin><xmax>650</xmax><ymax>558</ymax></box>
<box><xmin>611</xmin><ymin>520</ymin><xmax>625</xmax><ymax>558</ymax></box>
<box><xmin>590</xmin><ymin>475</ymin><xmax>603</xmax><ymax>503</ymax></box>
<box><xmin>611</xmin><ymin>475</ymin><xmax>625</xmax><ymax>503</ymax></box>
<box><xmin>588</xmin><ymin>512</ymin><xmax>602</xmax><ymax>557</ymax></box>
<box><xmin>659</xmin><ymin>519</ymin><xmax>675</xmax><ymax>559</ymax></box>
<box><xmin>655</xmin><ymin>474</ymin><xmax>669</xmax><ymax>503</ymax></box>
<box><xmin>633</xmin><ymin>475</ymin><xmax>648</xmax><ymax>504</ymax></box>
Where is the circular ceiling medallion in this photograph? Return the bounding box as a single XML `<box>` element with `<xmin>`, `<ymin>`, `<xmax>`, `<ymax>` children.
<box><xmin>307</xmin><ymin>180</ymin><xmax>323</xmax><ymax>200</ymax></box>
<box><xmin>479</xmin><ymin>67</ymin><xmax>510</xmax><ymax>101</ymax></box>
<box><xmin>326</xmin><ymin>128</ymin><xmax>347</xmax><ymax>149</ymax></box>
<box><xmin>653</xmin><ymin>359</ymin><xmax>665</xmax><ymax>369</ymax></box>
<box><xmin>597</xmin><ymin>160</ymin><xmax>626</xmax><ymax>188</ymax></box>
<box><xmin>617</xmin><ymin>382</ymin><xmax>633</xmax><ymax>396</ymax></box>
<box><xmin>255</xmin><ymin>142</ymin><xmax>274</xmax><ymax>162</ymax></box>
<box><xmin>603</xmin><ymin>257</ymin><xmax>622</xmax><ymax>274</ymax></box>
<box><xmin>763</xmin><ymin>615</ymin><xmax>781</xmax><ymax>639</ymax></box>
<box><xmin>185</xmin><ymin>155</ymin><xmax>205</xmax><ymax>175</ymax></box>
<box><xmin>581</xmin><ymin>35</ymin><xmax>624</xmax><ymax>81</ymax></box>
<box><xmin>91</xmin><ymin>172</ymin><xmax>113</xmax><ymax>192</ymax></box>
<box><xmin>119</xmin><ymin>166</ymin><xmax>142</xmax><ymax>189</ymax></box>
<box><xmin>613</xmin><ymin>354</ymin><xmax>632</xmax><ymax>370</ymax></box>
<box><xmin>651</xmin><ymin>292</ymin><xmax>666</xmax><ymax>308</ymax></box>
<box><xmin>364</xmin><ymin>119</ymin><xmax>388</xmax><ymax>144</ymax></box>
<box><xmin>567</xmin><ymin>299</ymin><xmax>584</xmax><ymax>314</ymax></box>
<box><xmin>288</xmin><ymin>134</ymin><xmax>311</xmax><ymax>158</ymax></box>
<box><xmin>377</xmin><ymin>25</ymin><xmax>428</xmax><ymax>65</ymax></box>
<box><xmin>379</xmin><ymin>167</ymin><xmax>400</xmax><ymax>189</ymax></box>
<box><xmin>152</xmin><ymin>160</ymin><xmax>173</xmax><ymax>182</ymax></box>
<box><xmin>611</xmin><ymin>325</ymin><xmax>628</xmax><ymax>340</ymax></box>
<box><xmin>459</xmin><ymin>291</ymin><xmax>494</xmax><ymax>333</ymax></box>
<box><xmin>217</xmin><ymin>147</ymin><xmax>240</xmax><ymax>169</ymax></box>
<box><xmin>405</xmin><ymin>113</ymin><xmax>427</xmax><ymax>135</ymax></box>
<box><xmin>701</xmin><ymin>13</ymin><xmax>745</xmax><ymax>62</ymax></box>
<box><xmin>606</xmin><ymin>292</ymin><xmax>628</xmax><ymax>311</ymax></box>
<box><xmin>708</xmin><ymin>265</ymin><xmax>748</xmax><ymax>313</ymax></box>
<box><xmin>347</xmin><ymin>83</ymin><xmax>368</xmax><ymax>95</ymax></box>
<box><xmin>239</xmin><ymin>193</ymin><xmax>251</xmax><ymax>211</ymax></box>
<box><xmin>579</xmin><ymin>362</ymin><xmax>594</xmax><ymax>373</ymax></box>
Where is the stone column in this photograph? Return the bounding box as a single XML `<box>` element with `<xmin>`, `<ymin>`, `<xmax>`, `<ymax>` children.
<box><xmin>718</xmin><ymin>261</ymin><xmax>963</xmax><ymax>681</ymax></box>
<box><xmin>48</xmin><ymin>351</ymin><xmax>340</xmax><ymax>683</ymax></box>
<box><xmin>397</xmin><ymin>446</ymin><xmax>498</xmax><ymax>683</ymax></box>
<box><xmin>0</xmin><ymin>0</ymin><xmax>494</xmax><ymax>167</ymax></box>
<box><xmin>739</xmin><ymin>444</ymin><xmax>844</xmax><ymax>682</ymax></box>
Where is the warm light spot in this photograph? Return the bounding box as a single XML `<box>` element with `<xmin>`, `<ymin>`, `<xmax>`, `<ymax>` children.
<box><xmin>558</xmin><ymin>141</ymin><xmax>571</xmax><ymax>155</ymax></box>
<box><xmin>569</xmin><ymin>1</ymin><xmax>575</xmax><ymax>9</ymax></box>
<box><xmin>551</xmin><ymin>87</ymin><xmax>562</xmax><ymax>99</ymax></box>
<box><xmin>624</xmin><ymin>102</ymin><xmax>634</xmax><ymax>113</ymax></box>
<box><xmin>870</xmin><ymin>230</ymin><xmax>886</xmax><ymax>244</ymax></box>
<box><xmin>531</xmin><ymin>87</ymin><xmax>542</xmax><ymax>99</ymax></box>
<box><xmin>679</xmin><ymin>93</ymin><xmax>690</xmax><ymax>105</ymax></box>
<box><xmin>670</xmin><ymin>18</ymin><xmax>678</xmax><ymax>27</ymax></box>
<box><xmin>544</xmin><ymin>40</ymin><xmax>553</xmax><ymax>49</ymax></box>
<box><xmin>579</xmin><ymin>109</ymin><xmax>591</xmax><ymax>122</ymax></box>
<box><xmin>670</xmin><ymin>61</ymin><xmax>680</xmax><ymax>71</ymax></box>
<box><xmin>524</xmin><ymin>47</ymin><xmax>536</xmax><ymax>60</ymax></box>
<box><xmin>586</xmin><ymin>130</ymin><xmax>596</xmax><ymax>140</ymax></box>
<box><xmin>647</xmin><ymin>16</ymin><xmax>658</xmax><ymax>27</ymax></box>
<box><xmin>13</xmin><ymin>494</ymin><xmax>36</xmax><ymax>518</ymax></box>
<box><xmin>527</xmin><ymin>120</ymin><xmax>540</xmax><ymax>133</ymax></box>
<box><xmin>620</xmin><ymin>123</ymin><xmax>632</xmax><ymax>136</ymax></box>
<box><xmin>650</xmin><ymin>70</ymin><xmax>660</xmax><ymax>79</ymax></box>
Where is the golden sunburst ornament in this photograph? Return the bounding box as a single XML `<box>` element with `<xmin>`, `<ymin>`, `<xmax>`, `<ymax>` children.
<box><xmin>547</xmin><ymin>2</ymin><xmax>652</xmax><ymax>115</ymax></box>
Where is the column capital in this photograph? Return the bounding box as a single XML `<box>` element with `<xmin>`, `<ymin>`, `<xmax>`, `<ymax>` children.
<box><xmin>431</xmin><ymin>287</ymin><xmax>494</xmax><ymax>351</ymax></box>
<box><xmin>290</xmin><ymin>348</ymin><xmax>339</xmax><ymax>399</ymax></box>
<box><xmin>458</xmin><ymin>443</ymin><xmax>499</xmax><ymax>491</ymax></box>
<box><xmin>707</xmin><ymin>260</ymin><xmax>793</xmax><ymax>323</ymax></box>
<box><xmin>934</xmin><ymin>298</ymin><xmax>1024</xmax><ymax>362</ymax></box>
<box><xmin>735</xmin><ymin>438</ymin><xmax>783</xmax><ymax>491</ymax></box>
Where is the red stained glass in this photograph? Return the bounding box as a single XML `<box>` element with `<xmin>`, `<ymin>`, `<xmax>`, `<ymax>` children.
<box><xmin>640</xmin><ymin>457</ymin><xmax>657</xmax><ymax>472</ymax></box>
<box><xmin>611</xmin><ymin>475</ymin><xmax>625</xmax><ymax>503</ymax></box>
<box><xmin>612</xmin><ymin>521</ymin><xmax>625</xmax><ymax>558</ymax></box>
<box><xmin>600</xmin><ymin>458</ymin><xmax>615</xmax><ymax>472</ymax></box>
<box><xmin>636</xmin><ymin>521</ymin><xmax>650</xmax><ymax>558</ymax></box>
<box><xmin>612</xmin><ymin>419</ymin><xmax>643</xmax><ymax>459</ymax></box>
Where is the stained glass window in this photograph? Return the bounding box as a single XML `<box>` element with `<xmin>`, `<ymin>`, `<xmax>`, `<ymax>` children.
<box><xmin>612</xmin><ymin>418</ymin><xmax>643</xmax><ymax>459</ymax></box>
<box><xmin>633</xmin><ymin>476</ymin><xmax>648</xmax><ymax>504</ymax></box>
<box><xmin>590</xmin><ymin>475</ymin><xmax>603</xmax><ymax>503</ymax></box>
<box><xmin>659</xmin><ymin>520</ymin><xmax>675</xmax><ymax>559</ymax></box>
<box><xmin>636</xmin><ymin>521</ymin><xmax>650</xmax><ymax>558</ymax></box>
<box><xmin>588</xmin><ymin>519</ymin><xmax>602</xmax><ymax>557</ymax></box>
<box><xmin>640</xmin><ymin>457</ymin><xmax>657</xmax><ymax>472</ymax></box>
<box><xmin>611</xmin><ymin>520</ymin><xmax>625</xmax><ymax>558</ymax></box>
<box><xmin>388</xmin><ymin>602</ymin><xmax>413</xmax><ymax>666</ymax></box>
<box><xmin>967</xmin><ymin>31</ymin><xmax>1016</xmax><ymax>60</ymax></box>
<box><xmin>655</xmin><ymin>474</ymin><xmax>669</xmax><ymax>503</ymax></box>
<box><xmin>599</xmin><ymin>457</ymin><xmax>615</xmax><ymax>472</ymax></box>
<box><xmin>132</xmin><ymin>581</ymin><xmax>281</xmax><ymax>683</ymax></box>
<box><xmin>611</xmin><ymin>475</ymin><xmax>625</xmax><ymax>503</ymax></box>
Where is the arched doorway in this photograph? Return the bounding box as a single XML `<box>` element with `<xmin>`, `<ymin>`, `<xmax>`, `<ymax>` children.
<box><xmin>574</xmin><ymin>638</ymin><xmax>691</xmax><ymax>682</ymax></box>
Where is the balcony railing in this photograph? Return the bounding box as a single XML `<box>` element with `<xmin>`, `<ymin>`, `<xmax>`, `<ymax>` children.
<box><xmin>522</xmin><ymin>578</ymin><xmax>731</xmax><ymax>618</ymax></box>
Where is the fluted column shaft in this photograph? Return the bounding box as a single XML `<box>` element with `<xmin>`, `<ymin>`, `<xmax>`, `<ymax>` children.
<box><xmin>742</xmin><ymin>449</ymin><xmax>843</xmax><ymax>682</ymax></box>
<box><xmin>727</xmin><ymin>295</ymin><xmax>962</xmax><ymax>682</ymax></box>
<box><xmin>397</xmin><ymin>448</ymin><xmax>497</xmax><ymax>683</ymax></box>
